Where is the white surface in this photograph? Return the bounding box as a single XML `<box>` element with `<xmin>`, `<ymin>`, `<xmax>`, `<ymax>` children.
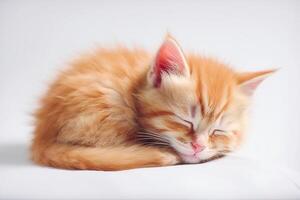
<box><xmin>1</xmin><ymin>144</ymin><xmax>300</xmax><ymax>199</ymax></box>
<box><xmin>0</xmin><ymin>0</ymin><xmax>300</xmax><ymax>199</ymax></box>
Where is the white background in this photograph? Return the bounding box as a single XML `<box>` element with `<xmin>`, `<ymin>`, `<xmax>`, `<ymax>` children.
<box><xmin>0</xmin><ymin>0</ymin><xmax>299</xmax><ymax>173</ymax></box>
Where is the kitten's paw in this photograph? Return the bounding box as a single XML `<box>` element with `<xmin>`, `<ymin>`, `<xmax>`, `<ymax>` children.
<box><xmin>159</xmin><ymin>152</ymin><xmax>180</xmax><ymax>166</ymax></box>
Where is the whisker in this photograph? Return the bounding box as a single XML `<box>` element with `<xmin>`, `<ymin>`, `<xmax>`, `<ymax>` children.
<box><xmin>137</xmin><ymin>130</ymin><xmax>168</xmax><ymax>140</ymax></box>
<box><xmin>136</xmin><ymin>140</ymin><xmax>170</xmax><ymax>147</ymax></box>
<box><xmin>137</xmin><ymin>133</ymin><xmax>165</xmax><ymax>140</ymax></box>
<box><xmin>138</xmin><ymin>131</ymin><xmax>166</xmax><ymax>138</ymax></box>
<box><xmin>135</xmin><ymin>137</ymin><xmax>169</xmax><ymax>144</ymax></box>
<box><xmin>136</xmin><ymin>135</ymin><xmax>169</xmax><ymax>142</ymax></box>
<box><xmin>136</xmin><ymin>130</ymin><xmax>170</xmax><ymax>147</ymax></box>
<box><xmin>140</xmin><ymin>129</ymin><xmax>169</xmax><ymax>138</ymax></box>
<box><xmin>136</xmin><ymin>136</ymin><xmax>169</xmax><ymax>142</ymax></box>
<box><xmin>140</xmin><ymin>142</ymin><xmax>170</xmax><ymax>146</ymax></box>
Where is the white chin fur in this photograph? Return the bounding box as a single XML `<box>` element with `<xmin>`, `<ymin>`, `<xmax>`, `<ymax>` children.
<box><xmin>180</xmin><ymin>154</ymin><xmax>201</xmax><ymax>164</ymax></box>
<box><xmin>179</xmin><ymin>150</ymin><xmax>217</xmax><ymax>164</ymax></box>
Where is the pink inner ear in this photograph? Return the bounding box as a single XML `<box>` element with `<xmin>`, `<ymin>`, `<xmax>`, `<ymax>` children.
<box><xmin>242</xmin><ymin>78</ymin><xmax>265</xmax><ymax>95</ymax></box>
<box><xmin>248</xmin><ymin>79</ymin><xmax>263</xmax><ymax>90</ymax></box>
<box><xmin>154</xmin><ymin>39</ymin><xmax>185</xmax><ymax>87</ymax></box>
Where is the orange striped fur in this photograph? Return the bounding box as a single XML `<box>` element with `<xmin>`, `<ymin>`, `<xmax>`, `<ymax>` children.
<box><xmin>31</xmin><ymin>37</ymin><xmax>275</xmax><ymax>170</ymax></box>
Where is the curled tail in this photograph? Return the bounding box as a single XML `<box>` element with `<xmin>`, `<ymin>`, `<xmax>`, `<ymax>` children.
<box><xmin>31</xmin><ymin>141</ymin><xmax>177</xmax><ymax>171</ymax></box>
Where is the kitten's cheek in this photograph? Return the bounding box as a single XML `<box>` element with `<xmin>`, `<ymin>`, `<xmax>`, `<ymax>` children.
<box><xmin>232</xmin><ymin>131</ymin><xmax>243</xmax><ymax>141</ymax></box>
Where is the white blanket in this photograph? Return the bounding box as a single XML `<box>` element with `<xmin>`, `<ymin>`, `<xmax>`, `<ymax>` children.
<box><xmin>1</xmin><ymin>143</ymin><xmax>299</xmax><ymax>199</ymax></box>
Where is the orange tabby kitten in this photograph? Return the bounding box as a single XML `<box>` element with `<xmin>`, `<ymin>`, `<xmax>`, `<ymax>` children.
<box><xmin>31</xmin><ymin>36</ymin><xmax>274</xmax><ymax>170</ymax></box>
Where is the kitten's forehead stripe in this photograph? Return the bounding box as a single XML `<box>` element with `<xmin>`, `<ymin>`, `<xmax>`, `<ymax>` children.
<box><xmin>192</xmin><ymin>61</ymin><xmax>205</xmax><ymax>117</ymax></box>
<box><xmin>215</xmin><ymin>87</ymin><xmax>232</xmax><ymax>120</ymax></box>
<box><xmin>197</xmin><ymin>83</ymin><xmax>205</xmax><ymax>117</ymax></box>
<box><xmin>189</xmin><ymin>55</ymin><xmax>235</xmax><ymax>121</ymax></box>
<box><xmin>191</xmin><ymin>105</ymin><xmax>196</xmax><ymax>118</ymax></box>
<box><xmin>142</xmin><ymin>110</ymin><xmax>174</xmax><ymax>118</ymax></box>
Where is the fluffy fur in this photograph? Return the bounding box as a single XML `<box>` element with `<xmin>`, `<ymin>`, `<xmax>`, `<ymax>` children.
<box><xmin>31</xmin><ymin>36</ymin><xmax>274</xmax><ymax>170</ymax></box>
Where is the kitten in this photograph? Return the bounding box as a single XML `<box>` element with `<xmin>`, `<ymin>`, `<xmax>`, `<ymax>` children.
<box><xmin>31</xmin><ymin>36</ymin><xmax>274</xmax><ymax>170</ymax></box>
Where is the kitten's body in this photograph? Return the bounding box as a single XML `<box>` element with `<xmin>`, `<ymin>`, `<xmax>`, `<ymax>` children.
<box><xmin>31</xmin><ymin>37</ymin><xmax>274</xmax><ymax>170</ymax></box>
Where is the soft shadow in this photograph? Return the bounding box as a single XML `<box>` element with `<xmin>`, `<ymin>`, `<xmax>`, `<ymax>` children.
<box><xmin>0</xmin><ymin>143</ymin><xmax>31</xmax><ymax>166</ymax></box>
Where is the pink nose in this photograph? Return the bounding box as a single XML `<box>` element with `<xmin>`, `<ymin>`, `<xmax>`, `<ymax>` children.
<box><xmin>191</xmin><ymin>141</ymin><xmax>205</xmax><ymax>153</ymax></box>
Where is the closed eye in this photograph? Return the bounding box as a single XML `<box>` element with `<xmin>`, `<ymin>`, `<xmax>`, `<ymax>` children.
<box><xmin>173</xmin><ymin>115</ymin><xmax>194</xmax><ymax>133</ymax></box>
<box><xmin>183</xmin><ymin>120</ymin><xmax>194</xmax><ymax>133</ymax></box>
<box><xmin>212</xmin><ymin>129</ymin><xmax>227</xmax><ymax>135</ymax></box>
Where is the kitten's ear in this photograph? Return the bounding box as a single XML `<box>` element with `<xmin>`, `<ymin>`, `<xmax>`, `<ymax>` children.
<box><xmin>148</xmin><ymin>36</ymin><xmax>190</xmax><ymax>87</ymax></box>
<box><xmin>237</xmin><ymin>69</ymin><xmax>276</xmax><ymax>96</ymax></box>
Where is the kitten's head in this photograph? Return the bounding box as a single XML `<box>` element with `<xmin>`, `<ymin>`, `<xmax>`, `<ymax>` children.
<box><xmin>136</xmin><ymin>36</ymin><xmax>275</xmax><ymax>163</ymax></box>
